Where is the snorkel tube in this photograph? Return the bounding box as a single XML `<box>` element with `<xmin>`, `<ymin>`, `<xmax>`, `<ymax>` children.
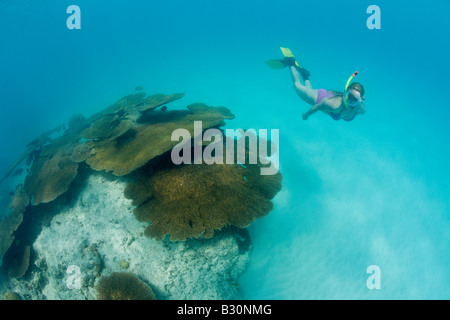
<box><xmin>343</xmin><ymin>71</ymin><xmax>360</xmax><ymax>109</ymax></box>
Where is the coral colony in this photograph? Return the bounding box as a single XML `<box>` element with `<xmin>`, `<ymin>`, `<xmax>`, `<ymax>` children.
<box><xmin>0</xmin><ymin>91</ymin><xmax>282</xmax><ymax>299</ymax></box>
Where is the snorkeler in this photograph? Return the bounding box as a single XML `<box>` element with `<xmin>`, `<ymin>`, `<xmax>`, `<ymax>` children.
<box><xmin>266</xmin><ymin>47</ymin><xmax>366</xmax><ymax>121</ymax></box>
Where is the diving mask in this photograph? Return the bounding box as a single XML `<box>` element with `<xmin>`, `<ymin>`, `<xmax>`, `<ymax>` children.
<box><xmin>343</xmin><ymin>90</ymin><xmax>362</xmax><ymax>108</ymax></box>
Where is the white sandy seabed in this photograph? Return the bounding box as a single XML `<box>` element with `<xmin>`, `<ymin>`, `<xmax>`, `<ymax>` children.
<box><xmin>5</xmin><ymin>172</ymin><xmax>251</xmax><ymax>300</ymax></box>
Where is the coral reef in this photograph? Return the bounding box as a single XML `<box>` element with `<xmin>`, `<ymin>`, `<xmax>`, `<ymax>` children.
<box><xmin>67</xmin><ymin>113</ymin><xmax>86</xmax><ymax>131</ymax></box>
<box><xmin>4</xmin><ymin>173</ymin><xmax>250</xmax><ymax>300</ymax></box>
<box><xmin>125</xmin><ymin>156</ymin><xmax>282</xmax><ymax>241</ymax></box>
<box><xmin>7</xmin><ymin>245</ymin><xmax>30</xmax><ymax>279</ymax></box>
<box><xmin>84</xmin><ymin>103</ymin><xmax>234</xmax><ymax>176</ymax></box>
<box><xmin>0</xmin><ymin>125</ymin><xmax>65</xmax><ymax>183</ymax></box>
<box><xmin>20</xmin><ymin>92</ymin><xmax>190</xmax><ymax>206</ymax></box>
<box><xmin>85</xmin><ymin>92</ymin><xmax>145</xmax><ymax>124</ymax></box>
<box><xmin>96</xmin><ymin>272</ymin><xmax>156</xmax><ymax>300</ymax></box>
<box><xmin>0</xmin><ymin>185</ymin><xmax>29</xmax><ymax>266</ymax></box>
<box><xmin>139</xmin><ymin>93</ymin><xmax>185</xmax><ymax>113</ymax></box>
<box><xmin>9</xmin><ymin>91</ymin><xmax>235</xmax><ymax>210</ymax></box>
<box><xmin>0</xmin><ymin>90</ymin><xmax>281</xmax><ymax>300</ymax></box>
<box><xmin>70</xmin><ymin>143</ymin><xmax>93</xmax><ymax>163</ymax></box>
<box><xmin>24</xmin><ymin>134</ymin><xmax>80</xmax><ymax>205</ymax></box>
<box><xmin>81</xmin><ymin>114</ymin><xmax>132</xmax><ymax>141</ymax></box>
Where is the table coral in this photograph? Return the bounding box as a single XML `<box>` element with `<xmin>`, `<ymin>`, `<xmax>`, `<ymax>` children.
<box><xmin>0</xmin><ymin>185</ymin><xmax>29</xmax><ymax>266</ymax></box>
<box><xmin>124</xmin><ymin>155</ymin><xmax>282</xmax><ymax>241</ymax></box>
<box><xmin>85</xmin><ymin>103</ymin><xmax>234</xmax><ymax>176</ymax></box>
<box><xmin>139</xmin><ymin>92</ymin><xmax>185</xmax><ymax>113</ymax></box>
<box><xmin>24</xmin><ymin>134</ymin><xmax>80</xmax><ymax>205</ymax></box>
<box><xmin>7</xmin><ymin>245</ymin><xmax>30</xmax><ymax>279</ymax></box>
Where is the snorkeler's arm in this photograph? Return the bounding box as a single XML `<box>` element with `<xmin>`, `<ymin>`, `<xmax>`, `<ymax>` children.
<box><xmin>358</xmin><ymin>102</ymin><xmax>366</xmax><ymax>114</ymax></box>
<box><xmin>302</xmin><ymin>99</ymin><xmax>336</xmax><ymax>120</ymax></box>
<box><xmin>302</xmin><ymin>102</ymin><xmax>324</xmax><ymax>120</ymax></box>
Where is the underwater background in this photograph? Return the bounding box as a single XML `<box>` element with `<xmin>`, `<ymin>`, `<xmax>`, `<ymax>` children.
<box><xmin>0</xmin><ymin>0</ymin><xmax>448</xmax><ymax>299</ymax></box>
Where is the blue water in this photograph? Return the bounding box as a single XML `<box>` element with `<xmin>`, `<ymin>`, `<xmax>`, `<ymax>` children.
<box><xmin>1</xmin><ymin>0</ymin><xmax>448</xmax><ymax>299</ymax></box>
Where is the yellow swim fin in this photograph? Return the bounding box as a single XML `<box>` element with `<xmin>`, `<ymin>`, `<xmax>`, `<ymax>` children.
<box><xmin>264</xmin><ymin>59</ymin><xmax>287</xmax><ymax>69</ymax></box>
<box><xmin>280</xmin><ymin>47</ymin><xmax>301</xmax><ymax>67</ymax></box>
<box><xmin>265</xmin><ymin>47</ymin><xmax>302</xmax><ymax>69</ymax></box>
<box><xmin>280</xmin><ymin>47</ymin><xmax>294</xmax><ymax>58</ymax></box>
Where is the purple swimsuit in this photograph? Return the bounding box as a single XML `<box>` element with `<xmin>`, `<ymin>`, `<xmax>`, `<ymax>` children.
<box><xmin>316</xmin><ymin>88</ymin><xmax>335</xmax><ymax>104</ymax></box>
<box><xmin>316</xmin><ymin>89</ymin><xmax>356</xmax><ymax>121</ymax></box>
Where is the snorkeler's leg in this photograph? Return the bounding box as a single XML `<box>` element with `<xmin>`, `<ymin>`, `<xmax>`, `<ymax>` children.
<box><xmin>290</xmin><ymin>66</ymin><xmax>302</xmax><ymax>85</ymax></box>
<box><xmin>304</xmin><ymin>79</ymin><xmax>312</xmax><ymax>89</ymax></box>
<box><xmin>290</xmin><ymin>66</ymin><xmax>316</xmax><ymax>105</ymax></box>
<box><xmin>290</xmin><ymin>66</ymin><xmax>312</xmax><ymax>88</ymax></box>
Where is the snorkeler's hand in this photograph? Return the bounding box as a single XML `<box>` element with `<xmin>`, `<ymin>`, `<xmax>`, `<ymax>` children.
<box><xmin>302</xmin><ymin>112</ymin><xmax>309</xmax><ymax>120</ymax></box>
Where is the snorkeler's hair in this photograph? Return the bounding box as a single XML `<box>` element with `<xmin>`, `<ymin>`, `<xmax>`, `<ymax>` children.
<box><xmin>347</xmin><ymin>82</ymin><xmax>365</xmax><ymax>97</ymax></box>
<box><xmin>327</xmin><ymin>82</ymin><xmax>365</xmax><ymax>99</ymax></box>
